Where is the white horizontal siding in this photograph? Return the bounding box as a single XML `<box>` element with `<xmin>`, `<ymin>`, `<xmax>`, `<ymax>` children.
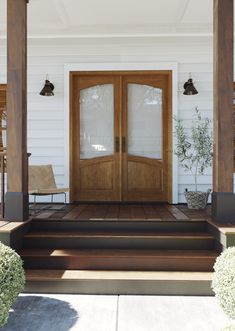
<box><xmin>0</xmin><ymin>36</ymin><xmax>219</xmax><ymax>203</ymax></box>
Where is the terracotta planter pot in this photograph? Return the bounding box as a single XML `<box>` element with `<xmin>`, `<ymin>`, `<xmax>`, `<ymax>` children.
<box><xmin>184</xmin><ymin>190</ymin><xmax>211</xmax><ymax>210</ymax></box>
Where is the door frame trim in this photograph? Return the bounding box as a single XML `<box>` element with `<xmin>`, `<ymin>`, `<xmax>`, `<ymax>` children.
<box><xmin>64</xmin><ymin>62</ymin><xmax>178</xmax><ymax>203</ymax></box>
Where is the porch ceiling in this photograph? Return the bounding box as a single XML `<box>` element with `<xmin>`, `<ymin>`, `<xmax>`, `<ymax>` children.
<box><xmin>0</xmin><ymin>0</ymin><xmax>214</xmax><ymax>38</ymax></box>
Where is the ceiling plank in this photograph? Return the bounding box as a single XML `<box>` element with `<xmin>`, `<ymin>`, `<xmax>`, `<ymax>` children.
<box><xmin>51</xmin><ymin>0</ymin><xmax>70</xmax><ymax>29</ymax></box>
<box><xmin>175</xmin><ymin>0</ymin><xmax>190</xmax><ymax>24</ymax></box>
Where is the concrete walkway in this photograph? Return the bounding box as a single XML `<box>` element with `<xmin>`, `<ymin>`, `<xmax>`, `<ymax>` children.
<box><xmin>0</xmin><ymin>294</ymin><xmax>233</xmax><ymax>331</ymax></box>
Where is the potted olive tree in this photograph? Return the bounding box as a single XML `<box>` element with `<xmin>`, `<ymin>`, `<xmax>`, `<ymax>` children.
<box><xmin>174</xmin><ymin>107</ymin><xmax>213</xmax><ymax>209</ymax></box>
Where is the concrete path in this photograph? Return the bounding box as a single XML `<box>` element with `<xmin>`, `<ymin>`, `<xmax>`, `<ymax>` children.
<box><xmin>0</xmin><ymin>294</ymin><xmax>233</xmax><ymax>331</ymax></box>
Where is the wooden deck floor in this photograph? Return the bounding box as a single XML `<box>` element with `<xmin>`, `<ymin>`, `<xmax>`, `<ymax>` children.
<box><xmin>31</xmin><ymin>203</ymin><xmax>212</xmax><ymax>221</ymax></box>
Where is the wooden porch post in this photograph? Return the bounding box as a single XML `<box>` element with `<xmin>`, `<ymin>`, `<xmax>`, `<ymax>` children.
<box><xmin>5</xmin><ymin>0</ymin><xmax>29</xmax><ymax>221</ymax></box>
<box><xmin>212</xmin><ymin>0</ymin><xmax>235</xmax><ymax>222</ymax></box>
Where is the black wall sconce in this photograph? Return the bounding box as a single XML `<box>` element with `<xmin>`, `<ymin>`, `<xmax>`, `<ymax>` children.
<box><xmin>40</xmin><ymin>75</ymin><xmax>55</xmax><ymax>96</ymax></box>
<box><xmin>183</xmin><ymin>74</ymin><xmax>198</xmax><ymax>95</ymax></box>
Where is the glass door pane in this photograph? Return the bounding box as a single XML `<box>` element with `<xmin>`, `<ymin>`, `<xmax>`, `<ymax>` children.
<box><xmin>80</xmin><ymin>84</ymin><xmax>114</xmax><ymax>159</ymax></box>
<box><xmin>128</xmin><ymin>84</ymin><xmax>163</xmax><ymax>159</ymax></box>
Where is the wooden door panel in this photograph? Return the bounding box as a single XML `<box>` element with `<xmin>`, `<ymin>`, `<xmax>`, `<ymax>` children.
<box><xmin>127</xmin><ymin>157</ymin><xmax>163</xmax><ymax>192</ymax></box>
<box><xmin>70</xmin><ymin>74</ymin><xmax>121</xmax><ymax>202</ymax></box>
<box><xmin>80</xmin><ymin>158</ymin><xmax>113</xmax><ymax>191</ymax></box>
<box><xmin>122</xmin><ymin>74</ymin><xmax>171</xmax><ymax>202</ymax></box>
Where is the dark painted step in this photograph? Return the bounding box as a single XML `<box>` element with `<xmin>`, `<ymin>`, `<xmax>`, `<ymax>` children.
<box><xmin>23</xmin><ymin>230</ymin><xmax>216</xmax><ymax>250</ymax></box>
<box><xmin>20</xmin><ymin>248</ymin><xmax>218</xmax><ymax>272</ymax></box>
<box><xmin>30</xmin><ymin>219</ymin><xmax>209</xmax><ymax>233</ymax></box>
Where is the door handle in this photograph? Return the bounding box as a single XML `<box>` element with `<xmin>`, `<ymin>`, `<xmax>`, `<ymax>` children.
<box><xmin>115</xmin><ymin>136</ymin><xmax>120</xmax><ymax>153</ymax></box>
<box><xmin>122</xmin><ymin>137</ymin><xmax>126</xmax><ymax>153</ymax></box>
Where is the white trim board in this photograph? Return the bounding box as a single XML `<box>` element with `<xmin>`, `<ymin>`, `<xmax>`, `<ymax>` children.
<box><xmin>0</xmin><ymin>33</ymin><xmax>214</xmax><ymax>40</ymax></box>
<box><xmin>64</xmin><ymin>62</ymin><xmax>178</xmax><ymax>203</ymax></box>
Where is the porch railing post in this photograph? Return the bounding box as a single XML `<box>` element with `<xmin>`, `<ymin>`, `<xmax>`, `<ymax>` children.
<box><xmin>212</xmin><ymin>0</ymin><xmax>235</xmax><ymax>221</ymax></box>
<box><xmin>5</xmin><ymin>0</ymin><xmax>29</xmax><ymax>221</ymax></box>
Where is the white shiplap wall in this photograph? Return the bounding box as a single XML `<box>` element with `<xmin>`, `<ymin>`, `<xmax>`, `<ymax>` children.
<box><xmin>0</xmin><ymin>36</ymin><xmax>214</xmax><ymax>203</ymax></box>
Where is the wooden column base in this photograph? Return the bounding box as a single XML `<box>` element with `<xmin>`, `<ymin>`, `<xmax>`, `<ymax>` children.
<box><xmin>5</xmin><ymin>192</ymin><xmax>29</xmax><ymax>221</ymax></box>
<box><xmin>212</xmin><ymin>192</ymin><xmax>235</xmax><ymax>223</ymax></box>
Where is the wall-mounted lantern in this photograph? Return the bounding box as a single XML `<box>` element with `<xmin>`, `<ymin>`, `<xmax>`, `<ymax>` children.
<box><xmin>183</xmin><ymin>74</ymin><xmax>198</xmax><ymax>95</ymax></box>
<box><xmin>40</xmin><ymin>75</ymin><xmax>55</xmax><ymax>96</ymax></box>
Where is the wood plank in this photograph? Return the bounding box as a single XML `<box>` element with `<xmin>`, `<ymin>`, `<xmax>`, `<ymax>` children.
<box><xmin>62</xmin><ymin>205</ymin><xmax>87</xmax><ymax>220</ymax></box>
<box><xmin>78</xmin><ymin>205</ymin><xmax>97</xmax><ymax>220</ymax></box>
<box><xmin>0</xmin><ymin>220</ymin><xmax>30</xmax><ymax>233</ymax></box>
<box><xmin>119</xmin><ymin>205</ymin><xmax>132</xmax><ymax>219</ymax></box>
<box><xmin>0</xmin><ymin>220</ymin><xmax>9</xmax><ymax>228</ymax></box>
<box><xmin>20</xmin><ymin>248</ymin><xmax>218</xmax><ymax>271</ymax></box>
<box><xmin>25</xmin><ymin>231</ymin><xmax>214</xmax><ymax>240</ymax></box>
<box><xmin>143</xmin><ymin>205</ymin><xmax>159</xmax><ymax>220</ymax></box>
<box><xmin>31</xmin><ymin>203</ymin><xmax>217</xmax><ymax>223</ymax></box>
<box><xmin>35</xmin><ymin>211</ymin><xmax>56</xmax><ymax>219</ymax></box>
<box><xmin>213</xmin><ymin>0</ymin><xmax>234</xmax><ymax>192</ymax></box>
<box><xmin>130</xmin><ymin>205</ymin><xmax>146</xmax><ymax>220</ymax></box>
<box><xmin>21</xmin><ymin>248</ymin><xmax>218</xmax><ymax>258</ymax></box>
<box><xmin>178</xmin><ymin>205</ymin><xmax>210</xmax><ymax>220</ymax></box>
<box><xmin>152</xmin><ymin>205</ymin><xmax>175</xmax><ymax>220</ymax></box>
<box><xmin>29</xmin><ymin>204</ymin><xmax>48</xmax><ymax>211</ymax></box>
<box><xmin>166</xmin><ymin>205</ymin><xmax>189</xmax><ymax>220</ymax></box>
<box><xmin>25</xmin><ymin>269</ymin><xmax>213</xmax><ymax>281</ymax></box>
<box><xmin>24</xmin><ymin>269</ymin><xmax>214</xmax><ymax>295</ymax></box>
<box><xmin>105</xmin><ymin>204</ymin><xmax>119</xmax><ymax>220</ymax></box>
<box><xmin>30</xmin><ymin>204</ymin><xmax>67</xmax><ymax>220</ymax></box>
<box><xmin>48</xmin><ymin>211</ymin><xmax>67</xmax><ymax>219</ymax></box>
<box><xmin>90</xmin><ymin>205</ymin><xmax>109</xmax><ymax>220</ymax></box>
<box><xmin>47</xmin><ymin>205</ymin><xmax>67</xmax><ymax>219</ymax></box>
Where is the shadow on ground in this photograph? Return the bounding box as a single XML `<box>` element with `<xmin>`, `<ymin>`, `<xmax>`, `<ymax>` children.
<box><xmin>0</xmin><ymin>295</ymin><xmax>79</xmax><ymax>331</ymax></box>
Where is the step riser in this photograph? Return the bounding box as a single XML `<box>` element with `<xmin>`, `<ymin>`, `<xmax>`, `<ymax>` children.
<box><xmin>24</xmin><ymin>279</ymin><xmax>214</xmax><ymax>296</ymax></box>
<box><xmin>23</xmin><ymin>257</ymin><xmax>216</xmax><ymax>272</ymax></box>
<box><xmin>31</xmin><ymin>220</ymin><xmax>208</xmax><ymax>233</ymax></box>
<box><xmin>23</xmin><ymin>237</ymin><xmax>215</xmax><ymax>250</ymax></box>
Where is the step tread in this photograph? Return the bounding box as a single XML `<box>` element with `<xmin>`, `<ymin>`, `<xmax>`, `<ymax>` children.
<box><xmin>32</xmin><ymin>218</ymin><xmax>207</xmax><ymax>223</ymax></box>
<box><xmin>20</xmin><ymin>248</ymin><xmax>218</xmax><ymax>258</ymax></box>
<box><xmin>25</xmin><ymin>269</ymin><xmax>213</xmax><ymax>281</ymax></box>
<box><xmin>24</xmin><ymin>231</ymin><xmax>214</xmax><ymax>239</ymax></box>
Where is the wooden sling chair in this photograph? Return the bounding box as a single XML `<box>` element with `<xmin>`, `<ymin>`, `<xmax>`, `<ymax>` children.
<box><xmin>29</xmin><ymin>165</ymin><xmax>69</xmax><ymax>211</ymax></box>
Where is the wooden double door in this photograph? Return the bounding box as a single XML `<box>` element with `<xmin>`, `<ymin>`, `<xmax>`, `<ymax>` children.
<box><xmin>70</xmin><ymin>71</ymin><xmax>172</xmax><ymax>202</ymax></box>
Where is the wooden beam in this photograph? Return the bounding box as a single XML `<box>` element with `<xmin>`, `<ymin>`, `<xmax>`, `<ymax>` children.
<box><xmin>5</xmin><ymin>0</ymin><xmax>29</xmax><ymax>221</ymax></box>
<box><xmin>212</xmin><ymin>0</ymin><xmax>235</xmax><ymax>222</ymax></box>
<box><xmin>213</xmin><ymin>0</ymin><xmax>234</xmax><ymax>192</ymax></box>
